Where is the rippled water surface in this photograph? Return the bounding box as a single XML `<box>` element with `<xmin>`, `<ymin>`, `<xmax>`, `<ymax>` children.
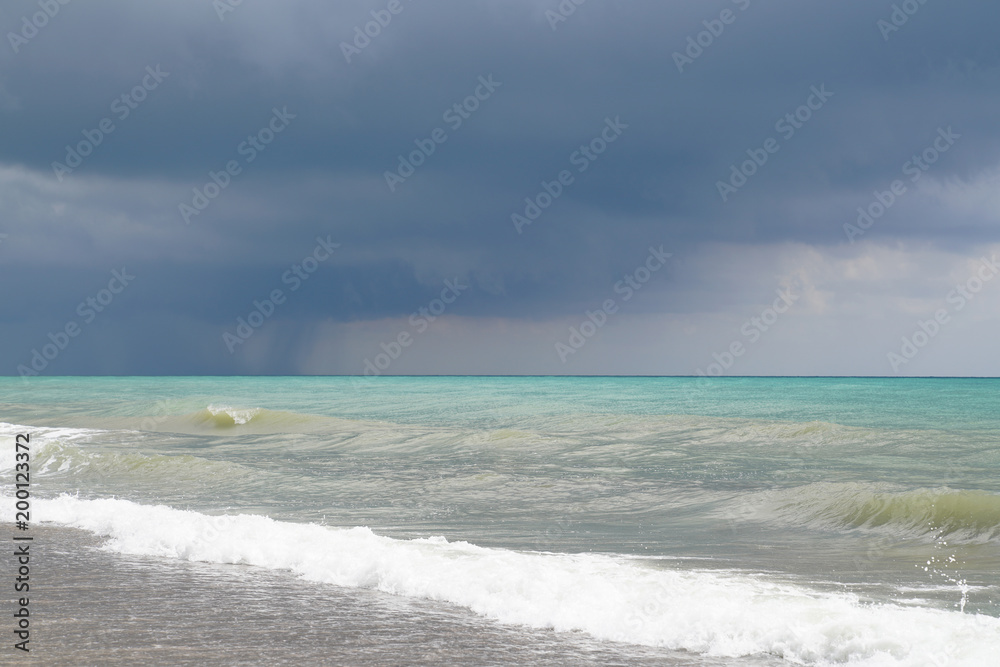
<box><xmin>2</xmin><ymin>377</ymin><xmax>999</xmax><ymax>665</ymax></box>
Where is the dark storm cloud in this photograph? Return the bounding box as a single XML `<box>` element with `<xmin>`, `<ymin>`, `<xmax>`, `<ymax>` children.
<box><xmin>2</xmin><ymin>0</ymin><xmax>999</xmax><ymax>374</ymax></box>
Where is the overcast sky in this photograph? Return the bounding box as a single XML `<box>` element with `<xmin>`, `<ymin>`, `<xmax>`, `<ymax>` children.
<box><xmin>2</xmin><ymin>0</ymin><xmax>999</xmax><ymax>376</ymax></box>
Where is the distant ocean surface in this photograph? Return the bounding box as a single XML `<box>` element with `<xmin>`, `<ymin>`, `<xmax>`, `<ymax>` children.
<box><xmin>2</xmin><ymin>377</ymin><xmax>999</xmax><ymax>666</ymax></box>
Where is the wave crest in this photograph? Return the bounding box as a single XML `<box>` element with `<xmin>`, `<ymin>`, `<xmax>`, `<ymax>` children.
<box><xmin>174</xmin><ymin>405</ymin><xmax>329</xmax><ymax>432</ymax></box>
<box><xmin>760</xmin><ymin>483</ymin><xmax>1000</xmax><ymax>541</ymax></box>
<box><xmin>200</xmin><ymin>404</ymin><xmax>264</xmax><ymax>427</ymax></box>
<box><xmin>4</xmin><ymin>494</ymin><xmax>998</xmax><ymax>666</ymax></box>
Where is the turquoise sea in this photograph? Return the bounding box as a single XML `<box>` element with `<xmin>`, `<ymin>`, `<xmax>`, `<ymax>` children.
<box><xmin>2</xmin><ymin>377</ymin><xmax>999</xmax><ymax>665</ymax></box>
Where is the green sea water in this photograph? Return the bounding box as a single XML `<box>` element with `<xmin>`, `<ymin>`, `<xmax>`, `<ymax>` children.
<box><xmin>2</xmin><ymin>377</ymin><xmax>999</xmax><ymax>665</ymax></box>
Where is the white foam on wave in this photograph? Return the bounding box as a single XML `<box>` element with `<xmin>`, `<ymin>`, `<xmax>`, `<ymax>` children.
<box><xmin>206</xmin><ymin>404</ymin><xmax>263</xmax><ymax>425</ymax></box>
<box><xmin>0</xmin><ymin>422</ymin><xmax>104</xmax><ymax>473</ymax></box>
<box><xmin>3</xmin><ymin>494</ymin><xmax>998</xmax><ymax>666</ymax></box>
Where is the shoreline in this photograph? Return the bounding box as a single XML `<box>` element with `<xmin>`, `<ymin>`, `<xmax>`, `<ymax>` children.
<box><xmin>10</xmin><ymin>524</ymin><xmax>725</xmax><ymax>666</ymax></box>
